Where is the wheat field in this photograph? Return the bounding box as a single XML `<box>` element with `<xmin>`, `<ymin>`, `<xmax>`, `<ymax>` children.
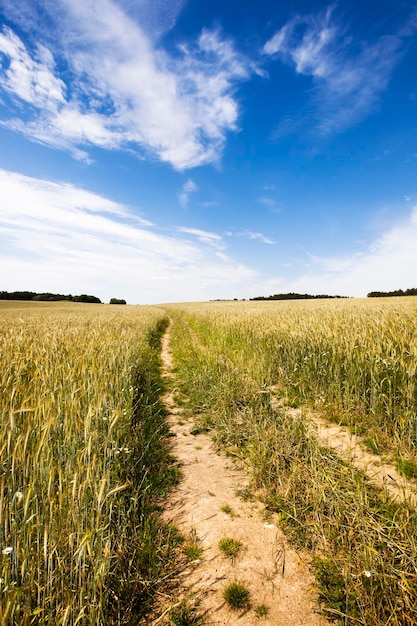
<box><xmin>168</xmin><ymin>297</ymin><xmax>417</xmax><ymax>457</ymax></box>
<box><xmin>3</xmin><ymin>297</ymin><xmax>417</xmax><ymax>625</ymax></box>
<box><xmin>0</xmin><ymin>301</ymin><xmax>173</xmax><ymax>625</ymax></box>
<box><xmin>167</xmin><ymin>297</ymin><xmax>417</xmax><ymax>625</ymax></box>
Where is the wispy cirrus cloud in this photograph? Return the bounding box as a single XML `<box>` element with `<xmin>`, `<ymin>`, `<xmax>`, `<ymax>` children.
<box><xmin>0</xmin><ymin>0</ymin><xmax>186</xmax><ymax>39</ymax></box>
<box><xmin>0</xmin><ymin>168</ymin><xmax>256</xmax><ymax>302</ymax></box>
<box><xmin>178</xmin><ymin>179</ymin><xmax>198</xmax><ymax>208</ymax></box>
<box><xmin>177</xmin><ymin>226</ymin><xmax>223</xmax><ymax>248</ymax></box>
<box><xmin>257</xmin><ymin>197</ymin><xmax>276</xmax><ymax>208</ymax></box>
<box><xmin>0</xmin><ymin>28</ymin><xmax>66</xmax><ymax>108</ymax></box>
<box><xmin>263</xmin><ymin>5</ymin><xmax>415</xmax><ymax>137</ymax></box>
<box><xmin>123</xmin><ymin>0</ymin><xmax>187</xmax><ymax>38</ymax></box>
<box><xmin>0</xmin><ymin>0</ymin><xmax>252</xmax><ymax>169</ymax></box>
<box><xmin>240</xmin><ymin>230</ymin><xmax>275</xmax><ymax>245</ymax></box>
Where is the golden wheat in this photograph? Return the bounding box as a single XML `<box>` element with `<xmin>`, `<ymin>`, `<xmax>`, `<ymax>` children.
<box><xmin>0</xmin><ymin>301</ymin><xmax>166</xmax><ymax>624</ymax></box>
<box><xmin>168</xmin><ymin>297</ymin><xmax>417</xmax><ymax>455</ymax></box>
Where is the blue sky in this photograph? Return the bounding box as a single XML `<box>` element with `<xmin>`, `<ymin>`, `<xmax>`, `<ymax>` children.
<box><xmin>0</xmin><ymin>0</ymin><xmax>416</xmax><ymax>304</ymax></box>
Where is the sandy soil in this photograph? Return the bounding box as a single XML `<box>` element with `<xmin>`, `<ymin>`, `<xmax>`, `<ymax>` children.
<box><xmin>157</xmin><ymin>322</ymin><xmax>330</xmax><ymax>626</ymax></box>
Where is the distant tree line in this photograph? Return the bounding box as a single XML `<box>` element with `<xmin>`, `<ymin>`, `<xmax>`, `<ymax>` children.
<box><xmin>0</xmin><ymin>291</ymin><xmax>102</xmax><ymax>303</ymax></box>
<box><xmin>367</xmin><ymin>288</ymin><xmax>417</xmax><ymax>298</ymax></box>
<box><xmin>250</xmin><ymin>292</ymin><xmax>346</xmax><ymax>301</ymax></box>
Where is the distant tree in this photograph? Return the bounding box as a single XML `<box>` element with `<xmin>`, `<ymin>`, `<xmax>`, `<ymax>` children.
<box><xmin>367</xmin><ymin>288</ymin><xmax>417</xmax><ymax>298</ymax></box>
<box><xmin>73</xmin><ymin>294</ymin><xmax>102</xmax><ymax>303</ymax></box>
<box><xmin>0</xmin><ymin>291</ymin><xmax>36</xmax><ymax>300</ymax></box>
<box><xmin>0</xmin><ymin>291</ymin><xmax>101</xmax><ymax>303</ymax></box>
<box><xmin>33</xmin><ymin>293</ymin><xmax>73</xmax><ymax>301</ymax></box>
<box><xmin>109</xmin><ymin>298</ymin><xmax>127</xmax><ymax>305</ymax></box>
<box><xmin>250</xmin><ymin>292</ymin><xmax>346</xmax><ymax>301</ymax></box>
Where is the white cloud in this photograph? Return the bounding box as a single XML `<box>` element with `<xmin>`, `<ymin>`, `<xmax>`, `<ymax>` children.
<box><xmin>0</xmin><ymin>169</ymin><xmax>255</xmax><ymax>303</ymax></box>
<box><xmin>183</xmin><ymin>180</ymin><xmax>198</xmax><ymax>193</ymax></box>
<box><xmin>257</xmin><ymin>197</ymin><xmax>276</xmax><ymax>208</ymax></box>
<box><xmin>240</xmin><ymin>230</ymin><xmax>275</xmax><ymax>245</ymax></box>
<box><xmin>0</xmin><ymin>28</ymin><xmax>66</xmax><ymax>108</ymax></box>
<box><xmin>177</xmin><ymin>226</ymin><xmax>223</xmax><ymax>248</ymax></box>
<box><xmin>263</xmin><ymin>6</ymin><xmax>413</xmax><ymax>136</ymax></box>
<box><xmin>0</xmin><ymin>2</ymin><xmax>252</xmax><ymax>169</ymax></box>
<box><xmin>122</xmin><ymin>0</ymin><xmax>186</xmax><ymax>38</ymax></box>
<box><xmin>178</xmin><ymin>178</ymin><xmax>198</xmax><ymax>208</ymax></box>
<box><xmin>1</xmin><ymin>168</ymin><xmax>416</xmax><ymax>302</ymax></box>
<box><xmin>282</xmin><ymin>206</ymin><xmax>417</xmax><ymax>296</ymax></box>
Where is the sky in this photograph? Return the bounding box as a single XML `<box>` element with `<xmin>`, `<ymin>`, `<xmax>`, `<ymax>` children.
<box><xmin>0</xmin><ymin>0</ymin><xmax>417</xmax><ymax>304</ymax></box>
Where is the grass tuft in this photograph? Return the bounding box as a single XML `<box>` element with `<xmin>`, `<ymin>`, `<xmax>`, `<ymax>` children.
<box><xmin>222</xmin><ymin>580</ymin><xmax>251</xmax><ymax>610</ymax></box>
<box><xmin>183</xmin><ymin>529</ymin><xmax>204</xmax><ymax>561</ymax></box>
<box><xmin>220</xmin><ymin>503</ymin><xmax>238</xmax><ymax>518</ymax></box>
<box><xmin>254</xmin><ymin>604</ymin><xmax>269</xmax><ymax>618</ymax></box>
<box><xmin>218</xmin><ymin>537</ymin><xmax>242</xmax><ymax>559</ymax></box>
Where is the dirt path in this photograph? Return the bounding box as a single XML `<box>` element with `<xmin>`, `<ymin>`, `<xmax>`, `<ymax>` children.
<box><xmin>270</xmin><ymin>395</ymin><xmax>417</xmax><ymax>506</ymax></box>
<box><xmin>313</xmin><ymin>416</ymin><xmax>417</xmax><ymax>505</ymax></box>
<box><xmin>171</xmin><ymin>318</ymin><xmax>416</xmax><ymax>508</ymax></box>
<box><xmin>158</xmin><ymin>321</ymin><xmax>330</xmax><ymax>626</ymax></box>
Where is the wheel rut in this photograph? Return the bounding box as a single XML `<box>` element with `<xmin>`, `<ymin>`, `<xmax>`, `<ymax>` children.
<box><xmin>270</xmin><ymin>395</ymin><xmax>417</xmax><ymax>507</ymax></box>
<box><xmin>158</xmin><ymin>320</ymin><xmax>330</xmax><ymax>625</ymax></box>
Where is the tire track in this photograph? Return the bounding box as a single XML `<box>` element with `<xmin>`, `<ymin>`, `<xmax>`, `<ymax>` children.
<box><xmin>157</xmin><ymin>320</ymin><xmax>330</xmax><ymax>625</ymax></box>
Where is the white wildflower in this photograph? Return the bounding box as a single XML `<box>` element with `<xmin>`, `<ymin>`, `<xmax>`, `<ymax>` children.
<box><xmin>2</xmin><ymin>547</ymin><xmax>13</xmax><ymax>555</ymax></box>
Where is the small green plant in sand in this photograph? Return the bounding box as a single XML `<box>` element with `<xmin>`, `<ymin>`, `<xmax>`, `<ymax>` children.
<box><xmin>223</xmin><ymin>580</ymin><xmax>251</xmax><ymax>610</ymax></box>
<box><xmin>184</xmin><ymin>529</ymin><xmax>204</xmax><ymax>561</ymax></box>
<box><xmin>218</xmin><ymin>537</ymin><xmax>242</xmax><ymax>559</ymax></box>
<box><xmin>220</xmin><ymin>503</ymin><xmax>237</xmax><ymax>518</ymax></box>
<box><xmin>254</xmin><ymin>604</ymin><xmax>269</xmax><ymax>618</ymax></box>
